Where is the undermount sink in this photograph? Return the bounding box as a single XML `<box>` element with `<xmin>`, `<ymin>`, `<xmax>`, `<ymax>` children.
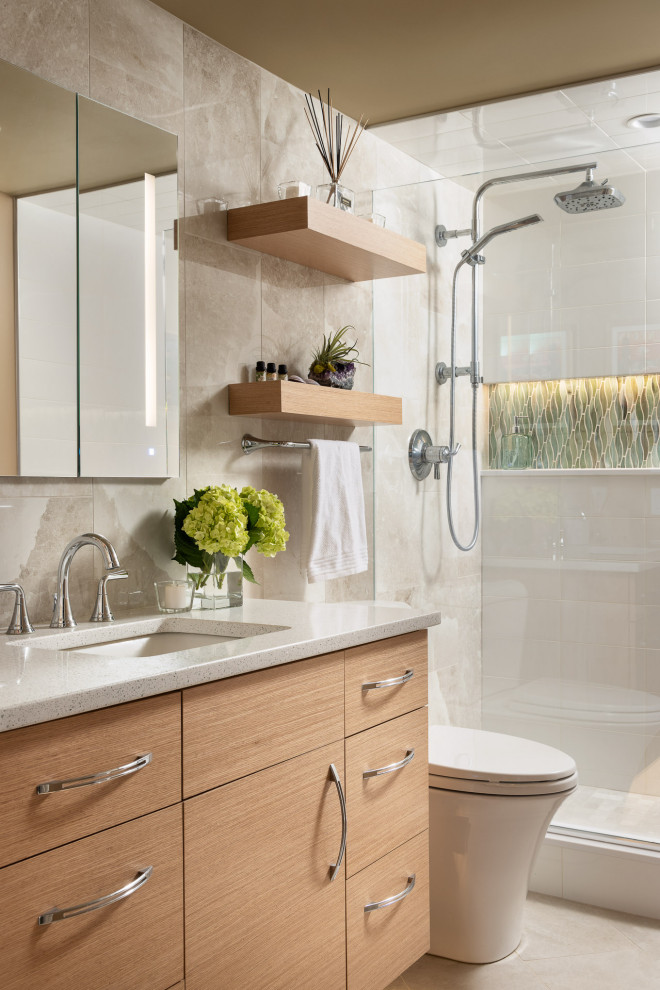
<box><xmin>63</xmin><ymin>630</ymin><xmax>239</xmax><ymax>658</ymax></box>
<box><xmin>14</xmin><ymin>616</ymin><xmax>288</xmax><ymax>658</ymax></box>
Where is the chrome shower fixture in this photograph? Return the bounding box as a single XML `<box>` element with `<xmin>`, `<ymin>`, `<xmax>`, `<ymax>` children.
<box><xmin>554</xmin><ymin>168</ymin><xmax>625</xmax><ymax>213</ymax></box>
<box><xmin>461</xmin><ymin>214</ymin><xmax>542</xmax><ymax>266</ymax></box>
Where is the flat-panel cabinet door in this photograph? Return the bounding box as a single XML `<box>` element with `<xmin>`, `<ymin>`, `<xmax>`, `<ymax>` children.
<box><xmin>185</xmin><ymin>742</ymin><xmax>347</xmax><ymax>990</ymax></box>
<box><xmin>0</xmin><ymin>804</ymin><xmax>184</xmax><ymax>990</ymax></box>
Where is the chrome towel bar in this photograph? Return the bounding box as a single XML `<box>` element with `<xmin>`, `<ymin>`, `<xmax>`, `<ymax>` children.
<box><xmin>240</xmin><ymin>433</ymin><xmax>372</xmax><ymax>455</ymax></box>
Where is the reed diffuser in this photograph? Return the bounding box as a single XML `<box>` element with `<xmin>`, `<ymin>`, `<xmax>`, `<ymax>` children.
<box><xmin>304</xmin><ymin>89</ymin><xmax>367</xmax><ymax>212</ymax></box>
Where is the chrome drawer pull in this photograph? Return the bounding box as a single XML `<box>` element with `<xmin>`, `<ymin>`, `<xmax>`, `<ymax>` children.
<box><xmin>364</xmin><ymin>873</ymin><xmax>416</xmax><ymax>913</ymax></box>
<box><xmin>328</xmin><ymin>763</ymin><xmax>347</xmax><ymax>882</ymax></box>
<box><xmin>36</xmin><ymin>753</ymin><xmax>152</xmax><ymax>794</ymax></box>
<box><xmin>38</xmin><ymin>866</ymin><xmax>153</xmax><ymax>925</ymax></box>
<box><xmin>362</xmin><ymin>669</ymin><xmax>414</xmax><ymax>691</ymax></box>
<box><xmin>363</xmin><ymin>748</ymin><xmax>415</xmax><ymax>779</ymax></box>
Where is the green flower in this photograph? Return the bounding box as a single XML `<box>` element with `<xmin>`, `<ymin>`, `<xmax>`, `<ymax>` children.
<box><xmin>182</xmin><ymin>485</ymin><xmax>249</xmax><ymax>558</ymax></box>
<box><xmin>240</xmin><ymin>486</ymin><xmax>290</xmax><ymax>557</ymax></box>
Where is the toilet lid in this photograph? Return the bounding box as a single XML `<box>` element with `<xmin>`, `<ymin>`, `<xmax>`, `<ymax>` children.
<box><xmin>428</xmin><ymin>725</ymin><xmax>576</xmax><ymax>784</ymax></box>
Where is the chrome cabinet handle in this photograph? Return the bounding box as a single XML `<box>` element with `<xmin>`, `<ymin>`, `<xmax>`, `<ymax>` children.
<box><xmin>363</xmin><ymin>748</ymin><xmax>415</xmax><ymax>779</ymax></box>
<box><xmin>364</xmin><ymin>874</ymin><xmax>416</xmax><ymax>913</ymax></box>
<box><xmin>328</xmin><ymin>763</ymin><xmax>347</xmax><ymax>882</ymax></box>
<box><xmin>38</xmin><ymin>866</ymin><xmax>153</xmax><ymax>925</ymax></box>
<box><xmin>36</xmin><ymin>753</ymin><xmax>152</xmax><ymax>794</ymax></box>
<box><xmin>362</xmin><ymin>669</ymin><xmax>414</xmax><ymax>691</ymax></box>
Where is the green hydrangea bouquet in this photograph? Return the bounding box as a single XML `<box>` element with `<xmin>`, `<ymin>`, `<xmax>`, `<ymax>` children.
<box><xmin>173</xmin><ymin>485</ymin><xmax>289</xmax><ymax>599</ymax></box>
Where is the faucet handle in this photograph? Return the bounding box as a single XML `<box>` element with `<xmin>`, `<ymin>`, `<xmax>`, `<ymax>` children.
<box><xmin>0</xmin><ymin>583</ymin><xmax>34</xmax><ymax>635</ymax></box>
<box><xmin>89</xmin><ymin>570</ymin><xmax>128</xmax><ymax>623</ymax></box>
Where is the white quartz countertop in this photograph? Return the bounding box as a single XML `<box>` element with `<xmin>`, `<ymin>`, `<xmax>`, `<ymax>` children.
<box><xmin>0</xmin><ymin>599</ymin><xmax>441</xmax><ymax>732</ymax></box>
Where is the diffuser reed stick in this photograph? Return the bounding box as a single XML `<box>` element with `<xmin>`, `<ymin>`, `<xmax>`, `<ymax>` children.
<box><xmin>304</xmin><ymin>89</ymin><xmax>367</xmax><ymax>186</ymax></box>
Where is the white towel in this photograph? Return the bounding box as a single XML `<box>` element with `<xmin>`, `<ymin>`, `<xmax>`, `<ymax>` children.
<box><xmin>304</xmin><ymin>439</ymin><xmax>368</xmax><ymax>583</ymax></box>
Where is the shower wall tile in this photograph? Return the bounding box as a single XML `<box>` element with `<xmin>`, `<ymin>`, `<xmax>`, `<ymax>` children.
<box><xmin>483</xmin><ymin>471</ymin><xmax>660</xmax><ymax>796</ymax></box>
<box><xmin>482</xmin><ymin>161</ymin><xmax>652</xmax><ymax>384</ymax></box>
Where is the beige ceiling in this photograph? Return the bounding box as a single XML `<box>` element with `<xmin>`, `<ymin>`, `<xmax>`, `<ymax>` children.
<box><xmin>152</xmin><ymin>0</ymin><xmax>660</xmax><ymax>124</ymax></box>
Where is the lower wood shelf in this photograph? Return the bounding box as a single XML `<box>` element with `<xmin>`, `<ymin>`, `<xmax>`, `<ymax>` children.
<box><xmin>228</xmin><ymin>381</ymin><xmax>402</xmax><ymax>427</ymax></box>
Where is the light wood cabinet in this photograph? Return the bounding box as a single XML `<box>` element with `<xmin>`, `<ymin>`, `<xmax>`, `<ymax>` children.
<box><xmin>0</xmin><ymin>804</ymin><xmax>184</xmax><ymax>990</ymax></box>
<box><xmin>182</xmin><ymin>651</ymin><xmax>344</xmax><ymax>796</ymax></box>
<box><xmin>345</xmin><ymin>630</ymin><xmax>428</xmax><ymax>735</ymax></box>
<box><xmin>346</xmin><ymin>831</ymin><xmax>430</xmax><ymax>990</ymax></box>
<box><xmin>0</xmin><ymin>692</ymin><xmax>181</xmax><ymax>867</ymax></box>
<box><xmin>3</xmin><ymin>629</ymin><xmax>430</xmax><ymax>990</ymax></box>
<box><xmin>345</xmin><ymin>706</ymin><xmax>429</xmax><ymax>878</ymax></box>
<box><xmin>185</xmin><ymin>743</ymin><xmax>347</xmax><ymax>990</ymax></box>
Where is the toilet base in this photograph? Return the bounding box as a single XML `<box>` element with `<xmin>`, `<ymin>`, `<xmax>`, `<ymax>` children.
<box><xmin>429</xmin><ymin>784</ymin><xmax>573</xmax><ymax>964</ymax></box>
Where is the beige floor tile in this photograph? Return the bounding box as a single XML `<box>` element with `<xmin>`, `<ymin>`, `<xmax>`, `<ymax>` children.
<box><xmin>398</xmin><ymin>952</ymin><xmax>549</xmax><ymax>989</ymax></box>
<box><xmin>608</xmin><ymin>911</ymin><xmax>660</xmax><ymax>955</ymax></box>
<box><xmin>518</xmin><ymin>892</ymin><xmax>634</xmax><ymax>959</ymax></box>
<box><xmin>527</xmin><ymin>947</ymin><xmax>660</xmax><ymax>990</ymax></box>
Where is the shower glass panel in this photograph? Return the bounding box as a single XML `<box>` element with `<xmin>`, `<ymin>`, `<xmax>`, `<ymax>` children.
<box><xmin>373</xmin><ymin>139</ymin><xmax>660</xmax><ymax>852</ymax></box>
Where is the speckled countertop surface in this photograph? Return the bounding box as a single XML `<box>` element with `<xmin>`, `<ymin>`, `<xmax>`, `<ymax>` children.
<box><xmin>0</xmin><ymin>599</ymin><xmax>441</xmax><ymax>732</ymax></box>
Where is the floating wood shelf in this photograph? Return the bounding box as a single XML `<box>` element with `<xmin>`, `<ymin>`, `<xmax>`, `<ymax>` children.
<box><xmin>227</xmin><ymin>197</ymin><xmax>426</xmax><ymax>282</ymax></box>
<box><xmin>228</xmin><ymin>381</ymin><xmax>402</xmax><ymax>427</ymax></box>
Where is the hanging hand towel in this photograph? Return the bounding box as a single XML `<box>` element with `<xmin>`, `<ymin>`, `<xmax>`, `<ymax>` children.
<box><xmin>305</xmin><ymin>439</ymin><xmax>368</xmax><ymax>583</ymax></box>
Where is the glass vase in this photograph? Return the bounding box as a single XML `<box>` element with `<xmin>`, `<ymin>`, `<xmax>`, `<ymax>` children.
<box><xmin>316</xmin><ymin>182</ymin><xmax>355</xmax><ymax>213</ymax></box>
<box><xmin>187</xmin><ymin>553</ymin><xmax>243</xmax><ymax>610</ymax></box>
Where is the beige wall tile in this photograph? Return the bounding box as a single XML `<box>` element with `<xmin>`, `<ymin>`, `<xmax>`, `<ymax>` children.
<box><xmin>89</xmin><ymin>0</ymin><xmax>183</xmax><ymax>124</ymax></box>
<box><xmin>0</xmin><ymin>0</ymin><xmax>89</xmax><ymax>93</ymax></box>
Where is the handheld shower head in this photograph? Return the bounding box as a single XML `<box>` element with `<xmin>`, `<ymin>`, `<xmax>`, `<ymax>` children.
<box><xmin>554</xmin><ymin>168</ymin><xmax>625</xmax><ymax>213</ymax></box>
<box><xmin>462</xmin><ymin>213</ymin><xmax>543</xmax><ymax>266</ymax></box>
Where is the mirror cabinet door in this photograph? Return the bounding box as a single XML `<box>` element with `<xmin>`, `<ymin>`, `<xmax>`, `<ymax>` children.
<box><xmin>77</xmin><ymin>97</ymin><xmax>179</xmax><ymax>478</ymax></box>
<box><xmin>3</xmin><ymin>60</ymin><xmax>78</xmax><ymax>476</ymax></box>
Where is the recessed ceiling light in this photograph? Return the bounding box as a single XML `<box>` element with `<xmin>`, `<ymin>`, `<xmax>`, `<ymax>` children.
<box><xmin>627</xmin><ymin>113</ymin><xmax>660</xmax><ymax>129</ymax></box>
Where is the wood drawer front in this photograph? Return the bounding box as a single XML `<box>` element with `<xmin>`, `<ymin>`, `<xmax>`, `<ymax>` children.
<box><xmin>0</xmin><ymin>692</ymin><xmax>182</xmax><ymax>867</ymax></box>
<box><xmin>182</xmin><ymin>651</ymin><xmax>344</xmax><ymax>797</ymax></box>
<box><xmin>185</xmin><ymin>742</ymin><xmax>347</xmax><ymax>990</ymax></box>
<box><xmin>0</xmin><ymin>803</ymin><xmax>184</xmax><ymax>990</ymax></box>
<box><xmin>346</xmin><ymin>830</ymin><xmax>430</xmax><ymax>990</ymax></box>
<box><xmin>345</xmin><ymin>706</ymin><xmax>428</xmax><ymax>878</ymax></box>
<box><xmin>345</xmin><ymin>631</ymin><xmax>428</xmax><ymax>735</ymax></box>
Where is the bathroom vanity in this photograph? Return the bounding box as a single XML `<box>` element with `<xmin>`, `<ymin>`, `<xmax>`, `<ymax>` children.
<box><xmin>0</xmin><ymin>600</ymin><xmax>439</xmax><ymax>990</ymax></box>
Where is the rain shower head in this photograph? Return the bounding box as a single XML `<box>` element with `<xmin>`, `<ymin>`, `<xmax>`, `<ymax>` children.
<box><xmin>554</xmin><ymin>168</ymin><xmax>625</xmax><ymax>213</ymax></box>
<box><xmin>463</xmin><ymin>213</ymin><xmax>543</xmax><ymax>265</ymax></box>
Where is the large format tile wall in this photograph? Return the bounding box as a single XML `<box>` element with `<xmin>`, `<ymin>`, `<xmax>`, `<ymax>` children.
<box><xmin>373</xmin><ymin>178</ymin><xmax>484</xmax><ymax>726</ymax></box>
<box><xmin>482</xmin><ymin>472</ymin><xmax>660</xmax><ymax>798</ymax></box>
<box><xmin>0</xmin><ymin>0</ymin><xmax>434</xmax><ymax>627</ymax></box>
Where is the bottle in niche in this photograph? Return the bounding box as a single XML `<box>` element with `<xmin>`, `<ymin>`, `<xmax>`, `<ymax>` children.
<box><xmin>255</xmin><ymin>360</ymin><xmax>266</xmax><ymax>382</ymax></box>
<box><xmin>277</xmin><ymin>364</ymin><xmax>288</xmax><ymax>381</ymax></box>
<box><xmin>500</xmin><ymin>416</ymin><xmax>532</xmax><ymax>469</ymax></box>
<box><xmin>266</xmin><ymin>362</ymin><xmax>277</xmax><ymax>381</ymax></box>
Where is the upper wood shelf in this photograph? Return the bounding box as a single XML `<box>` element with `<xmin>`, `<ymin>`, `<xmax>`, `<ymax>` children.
<box><xmin>226</xmin><ymin>197</ymin><xmax>426</xmax><ymax>282</ymax></box>
<box><xmin>228</xmin><ymin>381</ymin><xmax>402</xmax><ymax>427</ymax></box>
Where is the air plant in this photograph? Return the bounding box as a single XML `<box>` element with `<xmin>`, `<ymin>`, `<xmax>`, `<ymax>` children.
<box><xmin>304</xmin><ymin>89</ymin><xmax>367</xmax><ymax>190</ymax></box>
<box><xmin>308</xmin><ymin>325</ymin><xmax>369</xmax><ymax>389</ymax></box>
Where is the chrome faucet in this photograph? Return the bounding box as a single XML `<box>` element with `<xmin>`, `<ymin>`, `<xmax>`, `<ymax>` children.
<box><xmin>51</xmin><ymin>533</ymin><xmax>123</xmax><ymax>628</ymax></box>
<box><xmin>0</xmin><ymin>583</ymin><xmax>34</xmax><ymax>634</ymax></box>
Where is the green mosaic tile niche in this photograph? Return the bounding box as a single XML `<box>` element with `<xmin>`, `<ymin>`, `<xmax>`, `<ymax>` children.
<box><xmin>488</xmin><ymin>376</ymin><xmax>660</xmax><ymax>469</ymax></box>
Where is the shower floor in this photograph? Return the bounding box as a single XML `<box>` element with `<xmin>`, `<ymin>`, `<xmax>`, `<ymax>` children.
<box><xmin>552</xmin><ymin>784</ymin><xmax>660</xmax><ymax>849</ymax></box>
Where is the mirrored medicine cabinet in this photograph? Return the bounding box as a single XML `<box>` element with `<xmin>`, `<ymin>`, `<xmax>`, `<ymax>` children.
<box><xmin>0</xmin><ymin>57</ymin><xmax>179</xmax><ymax>478</ymax></box>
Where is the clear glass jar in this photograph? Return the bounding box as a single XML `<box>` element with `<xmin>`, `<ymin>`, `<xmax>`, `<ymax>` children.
<box><xmin>187</xmin><ymin>554</ymin><xmax>243</xmax><ymax>609</ymax></box>
<box><xmin>316</xmin><ymin>182</ymin><xmax>355</xmax><ymax>212</ymax></box>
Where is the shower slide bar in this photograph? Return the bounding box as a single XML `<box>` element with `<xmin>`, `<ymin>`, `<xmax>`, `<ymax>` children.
<box><xmin>240</xmin><ymin>433</ymin><xmax>372</xmax><ymax>455</ymax></box>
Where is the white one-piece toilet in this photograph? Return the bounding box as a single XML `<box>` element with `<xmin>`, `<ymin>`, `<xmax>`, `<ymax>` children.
<box><xmin>428</xmin><ymin>725</ymin><xmax>577</xmax><ymax>964</ymax></box>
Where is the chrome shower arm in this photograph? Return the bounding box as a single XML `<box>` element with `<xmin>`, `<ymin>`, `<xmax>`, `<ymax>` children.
<box><xmin>470</xmin><ymin>160</ymin><xmax>597</xmax><ymax>236</ymax></box>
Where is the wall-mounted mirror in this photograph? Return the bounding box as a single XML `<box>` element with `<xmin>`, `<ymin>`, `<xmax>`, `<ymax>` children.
<box><xmin>0</xmin><ymin>58</ymin><xmax>179</xmax><ymax>478</ymax></box>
